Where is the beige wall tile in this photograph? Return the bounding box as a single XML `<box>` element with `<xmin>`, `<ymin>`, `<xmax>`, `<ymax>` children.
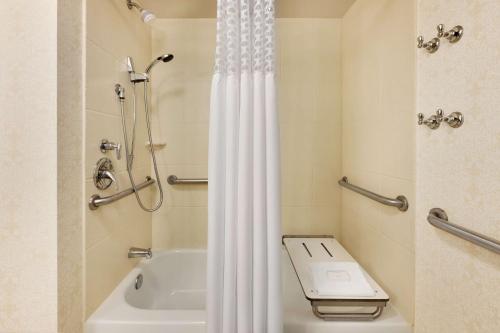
<box><xmin>151</xmin><ymin>18</ymin><xmax>343</xmax><ymax>249</ymax></box>
<box><xmin>154</xmin><ymin>165</ymin><xmax>208</xmax><ymax>209</ymax></box>
<box><xmin>86</xmin><ymin>41</ymin><xmax>121</xmax><ymax>116</ymax></box>
<box><xmin>87</xmin><ymin>0</ymin><xmax>151</xmax><ymax>63</ymax></box>
<box><xmin>85</xmin><ymin>0</ymin><xmax>153</xmax><ymax>318</ymax></box>
<box><xmin>153</xmin><ymin>207</ymin><xmax>208</xmax><ymax>249</ymax></box>
<box><xmin>341</xmin><ymin>0</ymin><xmax>416</xmax><ymax>324</ymax></box>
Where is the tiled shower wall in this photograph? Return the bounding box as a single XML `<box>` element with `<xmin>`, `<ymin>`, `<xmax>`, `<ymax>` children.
<box><xmin>341</xmin><ymin>0</ymin><xmax>416</xmax><ymax>323</ymax></box>
<box><xmin>150</xmin><ymin>18</ymin><xmax>342</xmax><ymax>249</ymax></box>
<box><xmin>85</xmin><ymin>0</ymin><xmax>153</xmax><ymax>317</ymax></box>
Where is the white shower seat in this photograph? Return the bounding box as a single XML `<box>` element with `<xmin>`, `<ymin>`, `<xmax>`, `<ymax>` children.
<box><xmin>283</xmin><ymin>235</ymin><xmax>390</xmax><ymax>321</ymax></box>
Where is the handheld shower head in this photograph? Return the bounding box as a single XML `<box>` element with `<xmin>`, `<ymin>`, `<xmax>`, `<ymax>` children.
<box><xmin>159</xmin><ymin>54</ymin><xmax>174</xmax><ymax>62</ymax></box>
<box><xmin>145</xmin><ymin>54</ymin><xmax>175</xmax><ymax>74</ymax></box>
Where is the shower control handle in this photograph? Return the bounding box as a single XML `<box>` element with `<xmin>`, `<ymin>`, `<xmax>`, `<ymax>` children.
<box><xmin>100</xmin><ymin>139</ymin><xmax>122</xmax><ymax>160</ymax></box>
<box><xmin>99</xmin><ymin>170</ymin><xmax>119</xmax><ymax>190</ymax></box>
<box><xmin>93</xmin><ymin>158</ymin><xmax>119</xmax><ymax>190</ymax></box>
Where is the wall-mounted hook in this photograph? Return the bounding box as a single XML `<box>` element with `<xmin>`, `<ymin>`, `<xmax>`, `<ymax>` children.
<box><xmin>418</xmin><ymin>24</ymin><xmax>463</xmax><ymax>53</ymax></box>
<box><xmin>437</xmin><ymin>24</ymin><xmax>464</xmax><ymax>43</ymax></box>
<box><xmin>417</xmin><ymin>35</ymin><xmax>440</xmax><ymax>53</ymax></box>
<box><xmin>435</xmin><ymin>108</ymin><xmax>464</xmax><ymax>128</ymax></box>
<box><xmin>418</xmin><ymin>112</ymin><xmax>441</xmax><ymax>129</ymax></box>
<box><xmin>418</xmin><ymin>108</ymin><xmax>464</xmax><ymax>130</ymax></box>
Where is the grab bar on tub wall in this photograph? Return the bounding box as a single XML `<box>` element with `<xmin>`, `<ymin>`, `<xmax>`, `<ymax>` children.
<box><xmin>167</xmin><ymin>175</ymin><xmax>208</xmax><ymax>185</ymax></box>
<box><xmin>338</xmin><ymin>176</ymin><xmax>409</xmax><ymax>211</ymax></box>
<box><xmin>88</xmin><ymin>177</ymin><xmax>155</xmax><ymax>210</ymax></box>
<box><xmin>427</xmin><ymin>208</ymin><xmax>500</xmax><ymax>254</ymax></box>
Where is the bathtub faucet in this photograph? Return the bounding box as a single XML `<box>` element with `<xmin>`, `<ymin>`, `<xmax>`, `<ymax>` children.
<box><xmin>128</xmin><ymin>247</ymin><xmax>152</xmax><ymax>259</ymax></box>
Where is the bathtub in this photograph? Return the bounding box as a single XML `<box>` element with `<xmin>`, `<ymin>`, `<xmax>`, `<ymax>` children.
<box><xmin>86</xmin><ymin>249</ymin><xmax>411</xmax><ymax>333</ymax></box>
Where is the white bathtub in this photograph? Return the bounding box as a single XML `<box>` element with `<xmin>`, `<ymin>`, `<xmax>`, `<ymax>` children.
<box><xmin>86</xmin><ymin>249</ymin><xmax>411</xmax><ymax>333</ymax></box>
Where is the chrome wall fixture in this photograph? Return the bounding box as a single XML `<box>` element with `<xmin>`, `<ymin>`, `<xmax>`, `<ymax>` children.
<box><xmin>417</xmin><ymin>35</ymin><xmax>440</xmax><ymax>53</ymax></box>
<box><xmin>116</xmin><ymin>54</ymin><xmax>174</xmax><ymax>212</ymax></box>
<box><xmin>100</xmin><ymin>139</ymin><xmax>121</xmax><ymax>160</ymax></box>
<box><xmin>126</xmin><ymin>0</ymin><xmax>156</xmax><ymax>23</ymax></box>
<box><xmin>89</xmin><ymin>177</ymin><xmax>155</xmax><ymax>210</ymax></box>
<box><xmin>167</xmin><ymin>175</ymin><xmax>208</xmax><ymax>185</ymax></box>
<box><xmin>128</xmin><ymin>247</ymin><xmax>152</xmax><ymax>259</ymax></box>
<box><xmin>427</xmin><ymin>208</ymin><xmax>500</xmax><ymax>254</ymax></box>
<box><xmin>338</xmin><ymin>177</ymin><xmax>408</xmax><ymax>212</ymax></box>
<box><xmin>135</xmin><ymin>274</ymin><xmax>144</xmax><ymax>290</ymax></box>
<box><xmin>417</xmin><ymin>24</ymin><xmax>464</xmax><ymax>53</ymax></box>
<box><xmin>417</xmin><ymin>108</ymin><xmax>464</xmax><ymax>130</ymax></box>
<box><xmin>93</xmin><ymin>158</ymin><xmax>118</xmax><ymax>190</ymax></box>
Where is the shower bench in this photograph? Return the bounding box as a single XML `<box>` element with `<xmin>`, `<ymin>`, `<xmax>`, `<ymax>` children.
<box><xmin>283</xmin><ymin>235</ymin><xmax>389</xmax><ymax>321</ymax></box>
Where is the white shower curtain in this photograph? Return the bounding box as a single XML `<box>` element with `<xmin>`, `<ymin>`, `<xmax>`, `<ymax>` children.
<box><xmin>206</xmin><ymin>1</ymin><xmax>282</xmax><ymax>333</ymax></box>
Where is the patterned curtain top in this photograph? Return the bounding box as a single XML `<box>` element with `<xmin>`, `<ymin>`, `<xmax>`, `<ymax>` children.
<box><xmin>214</xmin><ymin>0</ymin><xmax>276</xmax><ymax>74</ymax></box>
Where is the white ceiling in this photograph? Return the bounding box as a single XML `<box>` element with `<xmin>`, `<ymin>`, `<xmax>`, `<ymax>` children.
<box><xmin>140</xmin><ymin>0</ymin><xmax>356</xmax><ymax>18</ymax></box>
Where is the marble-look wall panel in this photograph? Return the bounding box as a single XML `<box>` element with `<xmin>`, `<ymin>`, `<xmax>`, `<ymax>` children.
<box><xmin>415</xmin><ymin>1</ymin><xmax>500</xmax><ymax>332</ymax></box>
<box><xmin>0</xmin><ymin>1</ymin><xmax>58</xmax><ymax>332</ymax></box>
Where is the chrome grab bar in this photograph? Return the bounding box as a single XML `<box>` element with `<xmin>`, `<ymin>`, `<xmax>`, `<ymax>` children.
<box><xmin>338</xmin><ymin>176</ymin><xmax>409</xmax><ymax>212</ymax></box>
<box><xmin>167</xmin><ymin>175</ymin><xmax>208</xmax><ymax>185</ymax></box>
<box><xmin>88</xmin><ymin>177</ymin><xmax>155</xmax><ymax>210</ymax></box>
<box><xmin>427</xmin><ymin>208</ymin><xmax>500</xmax><ymax>254</ymax></box>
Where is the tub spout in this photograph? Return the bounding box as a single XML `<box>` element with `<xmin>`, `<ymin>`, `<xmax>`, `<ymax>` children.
<box><xmin>128</xmin><ymin>247</ymin><xmax>152</xmax><ymax>259</ymax></box>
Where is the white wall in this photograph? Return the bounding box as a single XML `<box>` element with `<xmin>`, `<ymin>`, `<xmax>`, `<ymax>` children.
<box><xmin>0</xmin><ymin>1</ymin><xmax>58</xmax><ymax>331</ymax></box>
<box><xmin>415</xmin><ymin>1</ymin><xmax>500</xmax><ymax>332</ymax></box>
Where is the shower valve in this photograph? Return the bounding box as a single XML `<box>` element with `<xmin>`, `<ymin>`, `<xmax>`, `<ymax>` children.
<box><xmin>94</xmin><ymin>158</ymin><xmax>119</xmax><ymax>190</ymax></box>
<box><xmin>100</xmin><ymin>139</ymin><xmax>121</xmax><ymax>160</ymax></box>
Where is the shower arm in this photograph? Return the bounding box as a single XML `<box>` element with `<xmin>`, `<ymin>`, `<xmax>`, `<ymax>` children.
<box><xmin>127</xmin><ymin>0</ymin><xmax>144</xmax><ymax>11</ymax></box>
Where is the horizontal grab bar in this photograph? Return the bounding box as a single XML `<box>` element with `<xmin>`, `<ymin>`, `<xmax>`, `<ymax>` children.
<box><xmin>427</xmin><ymin>208</ymin><xmax>500</xmax><ymax>254</ymax></box>
<box><xmin>88</xmin><ymin>177</ymin><xmax>155</xmax><ymax>210</ymax></box>
<box><xmin>167</xmin><ymin>175</ymin><xmax>208</xmax><ymax>185</ymax></box>
<box><xmin>338</xmin><ymin>176</ymin><xmax>408</xmax><ymax>211</ymax></box>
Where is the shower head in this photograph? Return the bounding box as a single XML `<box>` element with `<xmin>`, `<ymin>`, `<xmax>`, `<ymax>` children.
<box><xmin>140</xmin><ymin>9</ymin><xmax>155</xmax><ymax>23</ymax></box>
<box><xmin>127</xmin><ymin>0</ymin><xmax>156</xmax><ymax>24</ymax></box>
<box><xmin>145</xmin><ymin>54</ymin><xmax>175</xmax><ymax>74</ymax></box>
